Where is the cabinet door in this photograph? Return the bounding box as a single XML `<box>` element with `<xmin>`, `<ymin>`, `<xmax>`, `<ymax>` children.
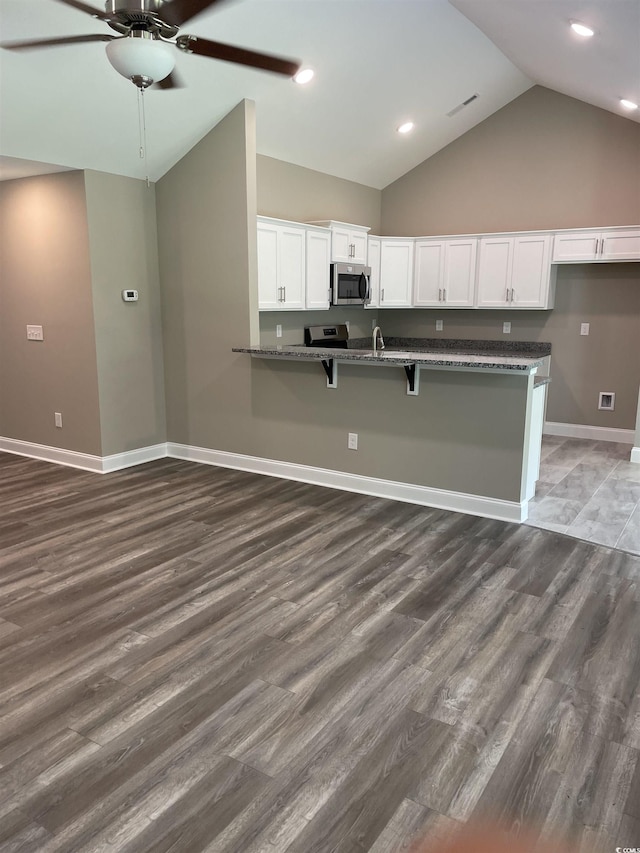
<box><xmin>413</xmin><ymin>241</ymin><xmax>444</xmax><ymax>306</ymax></box>
<box><xmin>257</xmin><ymin>223</ymin><xmax>279</xmax><ymax>310</ymax></box>
<box><xmin>379</xmin><ymin>240</ymin><xmax>414</xmax><ymax>307</ymax></box>
<box><xmin>329</xmin><ymin>227</ymin><xmax>353</xmax><ymax>263</ymax></box>
<box><xmin>552</xmin><ymin>232</ymin><xmax>599</xmax><ymax>261</ymax></box>
<box><xmin>279</xmin><ymin>227</ymin><xmax>305</xmax><ymax>310</ymax></box>
<box><xmin>350</xmin><ymin>230</ymin><xmax>368</xmax><ymax>264</ymax></box>
<box><xmin>476</xmin><ymin>237</ymin><xmax>513</xmax><ymax>308</ymax></box>
<box><xmin>305</xmin><ymin>229</ymin><xmax>331</xmax><ymax>310</ymax></box>
<box><xmin>510</xmin><ymin>234</ymin><xmax>553</xmax><ymax>308</ymax></box>
<box><xmin>601</xmin><ymin>230</ymin><xmax>640</xmax><ymax>260</ymax></box>
<box><xmin>367</xmin><ymin>238</ymin><xmax>381</xmax><ymax>308</ymax></box>
<box><xmin>443</xmin><ymin>239</ymin><xmax>476</xmax><ymax>307</ymax></box>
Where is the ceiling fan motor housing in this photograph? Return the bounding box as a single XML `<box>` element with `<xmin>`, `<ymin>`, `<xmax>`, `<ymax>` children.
<box><xmin>104</xmin><ymin>0</ymin><xmax>179</xmax><ymax>39</ymax></box>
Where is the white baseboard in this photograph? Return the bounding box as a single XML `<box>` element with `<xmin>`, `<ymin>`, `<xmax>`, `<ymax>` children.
<box><xmin>631</xmin><ymin>446</ymin><xmax>640</xmax><ymax>464</ymax></box>
<box><xmin>101</xmin><ymin>444</ymin><xmax>168</xmax><ymax>473</ymax></box>
<box><xmin>0</xmin><ymin>435</ymin><xmax>527</xmax><ymax>522</ymax></box>
<box><xmin>0</xmin><ymin>437</ymin><xmax>167</xmax><ymax>473</ymax></box>
<box><xmin>543</xmin><ymin>421</ymin><xmax>635</xmax><ymax>444</ymax></box>
<box><xmin>168</xmin><ymin>442</ymin><xmax>527</xmax><ymax>523</ymax></box>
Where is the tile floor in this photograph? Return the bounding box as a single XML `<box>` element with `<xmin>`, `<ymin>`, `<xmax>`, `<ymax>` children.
<box><xmin>526</xmin><ymin>435</ymin><xmax>640</xmax><ymax>554</ymax></box>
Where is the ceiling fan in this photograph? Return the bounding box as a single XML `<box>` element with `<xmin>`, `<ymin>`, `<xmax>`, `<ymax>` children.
<box><xmin>2</xmin><ymin>0</ymin><xmax>302</xmax><ymax>89</ymax></box>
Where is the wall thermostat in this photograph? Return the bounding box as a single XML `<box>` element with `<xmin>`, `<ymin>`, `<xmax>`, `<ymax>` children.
<box><xmin>122</xmin><ymin>289</ymin><xmax>139</xmax><ymax>302</ymax></box>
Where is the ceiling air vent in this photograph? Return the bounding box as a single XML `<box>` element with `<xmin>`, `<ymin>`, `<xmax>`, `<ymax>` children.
<box><xmin>447</xmin><ymin>93</ymin><xmax>479</xmax><ymax>117</ymax></box>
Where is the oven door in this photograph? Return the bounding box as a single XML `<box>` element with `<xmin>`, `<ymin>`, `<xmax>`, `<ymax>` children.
<box><xmin>331</xmin><ymin>264</ymin><xmax>371</xmax><ymax>305</ymax></box>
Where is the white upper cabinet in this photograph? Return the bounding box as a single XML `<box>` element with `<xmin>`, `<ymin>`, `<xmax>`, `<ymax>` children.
<box><xmin>367</xmin><ymin>237</ymin><xmax>381</xmax><ymax>308</ymax></box>
<box><xmin>413</xmin><ymin>238</ymin><xmax>476</xmax><ymax>307</ymax></box>
<box><xmin>476</xmin><ymin>233</ymin><xmax>555</xmax><ymax>309</ymax></box>
<box><xmin>552</xmin><ymin>228</ymin><xmax>640</xmax><ymax>262</ymax></box>
<box><xmin>305</xmin><ymin>227</ymin><xmax>331</xmax><ymax>311</ymax></box>
<box><xmin>306</xmin><ymin>220</ymin><xmax>370</xmax><ymax>264</ymax></box>
<box><xmin>379</xmin><ymin>238</ymin><xmax>414</xmax><ymax>307</ymax></box>
<box><xmin>257</xmin><ymin>216</ymin><xmax>327</xmax><ymax>311</ymax></box>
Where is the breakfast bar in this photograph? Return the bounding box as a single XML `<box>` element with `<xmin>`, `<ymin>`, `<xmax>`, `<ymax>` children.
<box><xmin>233</xmin><ymin>337</ymin><xmax>552</xmax><ymax>522</ymax></box>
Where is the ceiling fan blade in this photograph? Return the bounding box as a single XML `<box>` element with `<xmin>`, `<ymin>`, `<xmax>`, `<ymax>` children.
<box><xmin>51</xmin><ymin>0</ymin><xmax>111</xmax><ymax>21</ymax></box>
<box><xmin>1</xmin><ymin>33</ymin><xmax>115</xmax><ymax>50</ymax></box>
<box><xmin>153</xmin><ymin>70</ymin><xmax>184</xmax><ymax>89</ymax></box>
<box><xmin>180</xmin><ymin>35</ymin><xmax>300</xmax><ymax>77</ymax></box>
<box><xmin>161</xmin><ymin>0</ymin><xmax>225</xmax><ymax>27</ymax></box>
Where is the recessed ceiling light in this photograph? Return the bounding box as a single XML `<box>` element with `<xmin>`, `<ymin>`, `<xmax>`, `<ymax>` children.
<box><xmin>570</xmin><ymin>20</ymin><xmax>594</xmax><ymax>37</ymax></box>
<box><xmin>294</xmin><ymin>68</ymin><xmax>314</xmax><ymax>85</ymax></box>
<box><xmin>397</xmin><ymin>121</ymin><xmax>414</xmax><ymax>134</ymax></box>
<box><xmin>620</xmin><ymin>99</ymin><xmax>639</xmax><ymax>110</ymax></box>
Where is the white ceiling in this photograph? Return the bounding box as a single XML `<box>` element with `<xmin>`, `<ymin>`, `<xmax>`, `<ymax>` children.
<box><xmin>0</xmin><ymin>0</ymin><xmax>637</xmax><ymax>189</ymax></box>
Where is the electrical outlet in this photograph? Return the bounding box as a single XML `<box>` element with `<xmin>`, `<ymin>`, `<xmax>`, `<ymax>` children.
<box><xmin>26</xmin><ymin>325</ymin><xmax>44</xmax><ymax>341</ymax></box>
<box><xmin>502</xmin><ymin>321</ymin><xmax>511</xmax><ymax>334</ymax></box>
<box><xmin>435</xmin><ymin>319</ymin><xmax>443</xmax><ymax>331</ymax></box>
<box><xmin>348</xmin><ymin>432</ymin><xmax>358</xmax><ymax>450</ymax></box>
<box><xmin>54</xmin><ymin>412</ymin><xmax>63</xmax><ymax>428</ymax></box>
<box><xmin>276</xmin><ymin>324</ymin><xmax>282</xmax><ymax>338</ymax></box>
<box><xmin>580</xmin><ymin>323</ymin><xmax>590</xmax><ymax>336</ymax></box>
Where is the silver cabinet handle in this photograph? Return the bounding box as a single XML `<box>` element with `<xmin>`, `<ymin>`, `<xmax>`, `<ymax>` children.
<box><xmin>438</xmin><ymin>288</ymin><xmax>442</xmax><ymax>302</ymax></box>
<box><xmin>283</xmin><ymin>286</ymin><xmax>286</xmax><ymax>303</ymax></box>
<box><xmin>506</xmin><ymin>288</ymin><xmax>510</xmax><ymax>302</ymax></box>
<box><xmin>511</xmin><ymin>288</ymin><xmax>515</xmax><ymax>302</ymax></box>
<box><xmin>443</xmin><ymin>288</ymin><xmax>446</xmax><ymax>302</ymax></box>
<box><xmin>381</xmin><ymin>288</ymin><xmax>385</xmax><ymax>302</ymax></box>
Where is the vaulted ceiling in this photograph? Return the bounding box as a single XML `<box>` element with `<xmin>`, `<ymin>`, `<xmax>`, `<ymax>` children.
<box><xmin>0</xmin><ymin>0</ymin><xmax>638</xmax><ymax>187</ymax></box>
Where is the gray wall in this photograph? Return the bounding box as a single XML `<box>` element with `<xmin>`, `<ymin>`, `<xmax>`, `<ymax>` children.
<box><xmin>380</xmin><ymin>264</ymin><xmax>640</xmax><ymax>430</ymax></box>
<box><xmin>382</xmin><ymin>86</ymin><xmax>640</xmax><ymax>236</ymax></box>
<box><xmin>380</xmin><ymin>86</ymin><xmax>640</xmax><ymax>431</ymax></box>
<box><xmin>84</xmin><ymin>171</ymin><xmax>167</xmax><ymax>456</ymax></box>
<box><xmin>257</xmin><ymin>155</ymin><xmax>382</xmax><ymax>233</ymax></box>
<box><xmin>0</xmin><ymin>171</ymin><xmax>102</xmax><ymax>455</ymax></box>
<box><xmin>156</xmin><ymin>100</ymin><xmax>258</xmax><ymax>450</ymax></box>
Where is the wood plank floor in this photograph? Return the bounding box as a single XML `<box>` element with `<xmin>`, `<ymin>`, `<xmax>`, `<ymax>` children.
<box><xmin>1</xmin><ymin>450</ymin><xmax>639</xmax><ymax>853</ymax></box>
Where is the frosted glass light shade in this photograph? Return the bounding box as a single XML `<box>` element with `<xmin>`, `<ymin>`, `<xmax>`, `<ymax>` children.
<box><xmin>106</xmin><ymin>37</ymin><xmax>175</xmax><ymax>83</ymax></box>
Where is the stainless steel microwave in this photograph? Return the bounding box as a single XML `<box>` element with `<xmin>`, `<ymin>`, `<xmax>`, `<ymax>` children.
<box><xmin>330</xmin><ymin>263</ymin><xmax>371</xmax><ymax>306</ymax></box>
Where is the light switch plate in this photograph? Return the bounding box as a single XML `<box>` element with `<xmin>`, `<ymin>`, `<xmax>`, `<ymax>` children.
<box><xmin>580</xmin><ymin>323</ymin><xmax>590</xmax><ymax>335</ymax></box>
<box><xmin>502</xmin><ymin>322</ymin><xmax>511</xmax><ymax>334</ymax></box>
<box><xmin>26</xmin><ymin>325</ymin><xmax>44</xmax><ymax>341</ymax></box>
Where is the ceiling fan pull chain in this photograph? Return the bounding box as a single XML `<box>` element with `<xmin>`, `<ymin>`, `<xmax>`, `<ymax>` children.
<box><xmin>137</xmin><ymin>86</ymin><xmax>150</xmax><ymax>186</ymax></box>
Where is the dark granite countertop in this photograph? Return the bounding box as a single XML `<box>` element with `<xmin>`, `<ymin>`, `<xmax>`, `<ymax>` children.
<box><xmin>233</xmin><ymin>338</ymin><xmax>551</xmax><ymax>372</ymax></box>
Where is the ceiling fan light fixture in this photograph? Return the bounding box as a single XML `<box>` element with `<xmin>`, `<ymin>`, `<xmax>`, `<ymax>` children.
<box><xmin>293</xmin><ymin>68</ymin><xmax>314</xmax><ymax>85</ymax></box>
<box><xmin>620</xmin><ymin>98</ymin><xmax>638</xmax><ymax>111</ymax></box>
<box><xmin>106</xmin><ymin>34</ymin><xmax>175</xmax><ymax>87</ymax></box>
<box><xmin>570</xmin><ymin>20</ymin><xmax>594</xmax><ymax>38</ymax></box>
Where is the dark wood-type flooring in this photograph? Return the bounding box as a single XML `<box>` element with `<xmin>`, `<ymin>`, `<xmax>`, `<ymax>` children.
<box><xmin>1</xmin><ymin>450</ymin><xmax>639</xmax><ymax>853</ymax></box>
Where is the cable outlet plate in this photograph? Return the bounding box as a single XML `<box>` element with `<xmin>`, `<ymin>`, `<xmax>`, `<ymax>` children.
<box><xmin>598</xmin><ymin>392</ymin><xmax>615</xmax><ymax>411</ymax></box>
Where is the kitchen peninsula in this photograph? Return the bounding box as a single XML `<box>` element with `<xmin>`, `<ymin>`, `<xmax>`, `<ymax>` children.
<box><xmin>233</xmin><ymin>338</ymin><xmax>551</xmax><ymax>523</ymax></box>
